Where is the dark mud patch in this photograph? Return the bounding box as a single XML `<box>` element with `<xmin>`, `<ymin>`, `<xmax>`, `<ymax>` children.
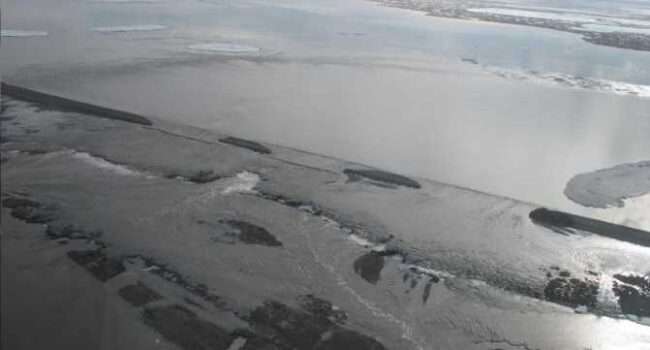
<box><xmin>22</xmin><ymin>127</ymin><xmax>40</xmax><ymax>134</ymax></box>
<box><xmin>613</xmin><ymin>274</ymin><xmax>650</xmax><ymax>318</ymax></box>
<box><xmin>219</xmin><ymin>136</ymin><xmax>271</xmax><ymax>154</ymax></box>
<box><xmin>2</xmin><ymin>195</ymin><xmax>58</xmax><ymax>224</ymax></box>
<box><xmin>128</xmin><ymin>256</ymin><xmax>226</xmax><ymax>310</ymax></box>
<box><xmin>223</xmin><ymin>220</ymin><xmax>282</xmax><ymax>247</ymax></box>
<box><xmin>1</xmin><ymin>83</ymin><xmax>153</xmax><ymax>126</ymax></box>
<box><xmin>143</xmin><ymin>304</ymin><xmax>233</xmax><ymax>350</ymax></box>
<box><xmin>0</xmin><ymin>135</ymin><xmax>14</xmax><ymax>145</ymax></box>
<box><xmin>422</xmin><ymin>277</ymin><xmax>435</xmax><ymax>303</ymax></box>
<box><xmin>314</xmin><ymin>329</ymin><xmax>386</xmax><ymax>350</ymax></box>
<box><xmin>46</xmin><ymin>223</ymin><xmax>102</xmax><ymax>240</ymax></box>
<box><xmin>398</xmin><ymin>264</ymin><xmax>443</xmax><ymax>297</ymax></box>
<box><xmin>544</xmin><ymin>277</ymin><xmax>599</xmax><ymax>309</ymax></box>
<box><xmin>184</xmin><ymin>297</ymin><xmax>205</xmax><ymax>309</ymax></box>
<box><xmin>166</xmin><ymin>170</ymin><xmax>222</xmax><ymax>184</ymax></box>
<box><xmin>129</xmin><ymin>264</ymin><xmax>382</xmax><ymax>349</ymax></box>
<box><xmin>187</xmin><ymin>170</ymin><xmax>221</xmax><ymax>184</ymax></box>
<box><xmin>67</xmin><ymin>250</ymin><xmax>125</xmax><ymax>282</ymax></box>
<box><xmin>228</xmin><ymin>330</ymin><xmax>280</xmax><ymax>350</ymax></box>
<box><xmin>55</xmin><ymin>121</ymin><xmax>76</xmax><ymax>131</ymax></box>
<box><xmin>228</xmin><ymin>331</ymin><xmax>281</xmax><ymax>350</ymax></box>
<box><xmin>22</xmin><ymin>149</ymin><xmax>53</xmax><ymax>156</ymax></box>
<box><xmin>353</xmin><ymin>252</ymin><xmax>385</xmax><ymax>284</ymax></box>
<box><xmin>530</xmin><ymin>208</ymin><xmax>650</xmax><ymax>248</ymax></box>
<box><xmin>582</xmin><ymin>31</ymin><xmax>650</xmax><ymax>52</ymax></box>
<box><xmin>247</xmin><ymin>300</ymin><xmax>385</xmax><ymax>350</ymax></box>
<box><xmin>119</xmin><ymin>282</ymin><xmax>163</xmax><ymax>307</ymax></box>
<box><xmin>256</xmin><ymin>191</ymin><xmax>394</xmax><ymax>244</ymax></box>
<box><xmin>298</xmin><ymin>294</ymin><xmax>347</xmax><ymax>325</ymax></box>
<box><xmin>500</xmin><ymin>282</ymin><xmax>543</xmax><ymax>300</ymax></box>
<box><xmin>409</xmin><ymin>277</ymin><xmax>418</xmax><ymax>289</ymax></box>
<box><xmin>2</xmin><ymin>196</ymin><xmax>41</xmax><ymax>209</ymax></box>
<box><xmin>344</xmin><ymin>169</ymin><xmax>421</xmax><ymax>189</ymax></box>
<box><xmin>461</xmin><ymin>57</ymin><xmax>479</xmax><ymax>64</ymax></box>
<box><xmin>257</xmin><ymin>192</ymin><xmax>324</xmax><ymax>215</ymax></box>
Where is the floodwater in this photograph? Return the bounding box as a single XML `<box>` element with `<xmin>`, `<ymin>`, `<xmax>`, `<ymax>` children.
<box><xmin>3</xmin><ymin>97</ymin><xmax>650</xmax><ymax>349</ymax></box>
<box><xmin>2</xmin><ymin>0</ymin><xmax>650</xmax><ymax>220</ymax></box>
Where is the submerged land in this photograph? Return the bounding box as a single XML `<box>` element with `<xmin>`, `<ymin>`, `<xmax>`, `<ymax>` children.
<box><xmin>2</xmin><ymin>86</ymin><xmax>650</xmax><ymax>349</ymax></box>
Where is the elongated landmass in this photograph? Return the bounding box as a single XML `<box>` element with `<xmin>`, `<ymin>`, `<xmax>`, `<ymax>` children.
<box><xmin>530</xmin><ymin>207</ymin><xmax>650</xmax><ymax>248</ymax></box>
<box><xmin>219</xmin><ymin>136</ymin><xmax>271</xmax><ymax>154</ymax></box>
<box><xmin>344</xmin><ymin>168</ymin><xmax>421</xmax><ymax>189</ymax></box>
<box><xmin>1</xmin><ymin>82</ymin><xmax>153</xmax><ymax>126</ymax></box>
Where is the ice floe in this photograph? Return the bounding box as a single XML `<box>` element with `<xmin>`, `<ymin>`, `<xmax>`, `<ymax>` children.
<box><xmin>188</xmin><ymin>43</ymin><xmax>260</xmax><ymax>54</ymax></box>
<box><xmin>1</xmin><ymin>30</ymin><xmax>48</xmax><ymax>37</ymax></box>
<box><xmin>565</xmin><ymin>161</ymin><xmax>650</xmax><ymax>231</ymax></box>
<box><xmin>92</xmin><ymin>25</ymin><xmax>167</xmax><ymax>33</ymax></box>
<box><xmin>564</xmin><ymin>161</ymin><xmax>650</xmax><ymax>209</ymax></box>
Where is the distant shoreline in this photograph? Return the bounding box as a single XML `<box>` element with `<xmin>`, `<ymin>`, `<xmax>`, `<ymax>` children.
<box><xmin>370</xmin><ymin>0</ymin><xmax>650</xmax><ymax>52</ymax></box>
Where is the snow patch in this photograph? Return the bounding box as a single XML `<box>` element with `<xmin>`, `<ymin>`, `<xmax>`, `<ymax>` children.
<box><xmin>72</xmin><ymin>152</ymin><xmax>145</xmax><ymax>177</ymax></box>
<box><xmin>92</xmin><ymin>25</ymin><xmax>167</xmax><ymax>33</ymax></box>
<box><xmin>347</xmin><ymin>234</ymin><xmax>385</xmax><ymax>251</ymax></box>
<box><xmin>607</xmin><ymin>18</ymin><xmax>650</xmax><ymax>28</ymax></box>
<box><xmin>575</xmin><ymin>305</ymin><xmax>589</xmax><ymax>313</ymax></box>
<box><xmin>467</xmin><ymin>8</ymin><xmax>598</xmax><ymax>23</ymax></box>
<box><xmin>222</xmin><ymin>171</ymin><xmax>260</xmax><ymax>194</ymax></box>
<box><xmin>488</xmin><ymin>67</ymin><xmax>650</xmax><ymax>98</ymax></box>
<box><xmin>400</xmin><ymin>264</ymin><xmax>455</xmax><ymax>279</ymax></box>
<box><xmin>573</xmin><ymin>23</ymin><xmax>650</xmax><ymax>35</ymax></box>
<box><xmin>1</xmin><ymin>30</ymin><xmax>48</xmax><ymax>37</ymax></box>
<box><xmin>188</xmin><ymin>43</ymin><xmax>260</xmax><ymax>54</ymax></box>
